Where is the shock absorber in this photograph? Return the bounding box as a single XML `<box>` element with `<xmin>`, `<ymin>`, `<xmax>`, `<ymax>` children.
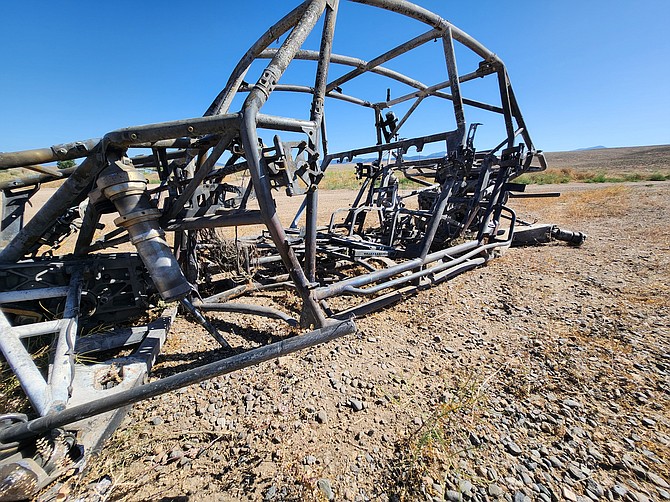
<box><xmin>95</xmin><ymin>151</ymin><xmax>192</xmax><ymax>302</ymax></box>
<box><xmin>94</xmin><ymin>151</ymin><xmax>230</xmax><ymax>348</ymax></box>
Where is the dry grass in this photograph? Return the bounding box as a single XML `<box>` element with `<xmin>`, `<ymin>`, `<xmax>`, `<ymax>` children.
<box><xmin>511</xmin><ymin>185</ymin><xmax>631</xmax><ymax>223</ymax></box>
<box><xmin>515</xmin><ymin>168</ymin><xmax>670</xmax><ymax>185</ymax></box>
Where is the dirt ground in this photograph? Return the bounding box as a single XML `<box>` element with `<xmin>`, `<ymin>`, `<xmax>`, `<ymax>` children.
<box><xmin>19</xmin><ymin>180</ymin><xmax>670</xmax><ymax>501</ymax></box>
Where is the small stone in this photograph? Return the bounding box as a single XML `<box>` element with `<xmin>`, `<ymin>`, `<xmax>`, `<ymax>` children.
<box><xmin>513</xmin><ymin>491</ymin><xmax>528</xmax><ymax>502</ymax></box>
<box><xmin>457</xmin><ymin>479</ymin><xmax>473</xmax><ymax>496</ymax></box>
<box><xmin>563</xmin><ymin>399</ymin><xmax>581</xmax><ymax>409</ymax></box>
<box><xmin>588</xmin><ymin>447</ymin><xmax>605</xmax><ymax>463</ymax></box>
<box><xmin>657</xmin><ymin>488</ymin><xmax>670</xmax><ymax>500</ymax></box>
<box><xmin>611</xmin><ymin>484</ymin><xmax>628</xmax><ymax>498</ymax></box>
<box><xmin>316</xmin><ymin>410</ymin><xmax>328</xmax><ymax>424</ymax></box>
<box><xmin>264</xmin><ymin>485</ymin><xmax>278</xmax><ymax>501</ymax></box>
<box><xmin>631</xmin><ymin>464</ymin><xmax>648</xmax><ymax>480</ymax></box>
<box><xmin>488</xmin><ymin>483</ymin><xmax>503</xmax><ymax>497</ymax></box>
<box><xmin>562</xmin><ymin>486</ymin><xmax>578</xmax><ymax>501</ymax></box>
<box><xmin>568</xmin><ymin>464</ymin><xmax>584</xmax><ymax>479</ymax></box>
<box><xmin>149</xmin><ymin>416</ymin><xmax>163</xmax><ymax>426</ymax></box>
<box><xmin>317</xmin><ymin>478</ymin><xmax>335</xmax><ymax>501</ymax></box>
<box><xmin>634</xmin><ymin>491</ymin><xmax>651</xmax><ymax>502</ymax></box>
<box><xmin>586</xmin><ymin>479</ymin><xmax>604</xmax><ymax>498</ymax></box>
<box><xmin>506</xmin><ymin>442</ymin><xmax>522</xmax><ymax>456</ymax></box>
<box><xmin>548</xmin><ymin>456</ymin><xmax>564</xmax><ymax>468</ymax></box>
<box><xmin>168</xmin><ymin>448</ymin><xmax>184</xmax><ymax>462</ymax></box>
<box><xmin>649</xmin><ymin>472</ymin><xmax>670</xmax><ymax>489</ymax></box>
<box><xmin>349</xmin><ymin>398</ymin><xmax>364</xmax><ymax>412</ymax></box>
<box><xmin>641</xmin><ymin>417</ymin><xmax>656</xmax><ymax>427</ymax></box>
<box><xmin>445</xmin><ymin>490</ymin><xmax>463</xmax><ymax>502</ymax></box>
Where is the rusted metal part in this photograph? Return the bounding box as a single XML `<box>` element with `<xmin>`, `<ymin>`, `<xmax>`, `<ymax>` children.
<box><xmin>0</xmin><ymin>1</ymin><xmax>585</xmax><ymax>496</ymax></box>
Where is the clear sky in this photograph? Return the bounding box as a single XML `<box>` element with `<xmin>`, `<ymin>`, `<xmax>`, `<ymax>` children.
<box><xmin>1</xmin><ymin>0</ymin><xmax>668</xmax><ymax>155</ymax></box>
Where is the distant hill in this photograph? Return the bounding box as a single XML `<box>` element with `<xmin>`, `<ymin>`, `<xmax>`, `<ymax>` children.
<box><xmin>544</xmin><ymin>145</ymin><xmax>670</xmax><ymax>173</ymax></box>
<box><xmin>574</xmin><ymin>146</ymin><xmax>607</xmax><ymax>151</ymax></box>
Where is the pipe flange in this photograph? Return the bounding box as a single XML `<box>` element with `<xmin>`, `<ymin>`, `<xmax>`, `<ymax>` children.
<box><xmin>102</xmin><ymin>181</ymin><xmax>148</xmax><ymax>201</ymax></box>
<box><xmin>113</xmin><ymin>208</ymin><xmax>162</xmax><ymax>228</ymax></box>
<box><xmin>96</xmin><ymin>170</ymin><xmax>146</xmax><ymax>191</ymax></box>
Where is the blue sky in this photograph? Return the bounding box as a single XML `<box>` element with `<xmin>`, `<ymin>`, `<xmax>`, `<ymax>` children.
<box><xmin>1</xmin><ymin>0</ymin><xmax>668</xmax><ymax>155</ymax></box>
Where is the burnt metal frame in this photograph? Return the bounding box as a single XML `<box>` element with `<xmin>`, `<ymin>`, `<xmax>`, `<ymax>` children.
<box><xmin>0</xmin><ymin>0</ymin><xmax>556</xmax><ymax>455</ymax></box>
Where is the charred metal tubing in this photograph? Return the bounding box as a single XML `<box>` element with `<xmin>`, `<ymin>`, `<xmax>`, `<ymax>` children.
<box><xmin>0</xmin><ymin>166</ymin><xmax>76</xmax><ymax>190</ymax></box>
<box><xmin>418</xmin><ymin>178</ymin><xmax>457</xmax><ymax>260</ymax></box>
<box><xmin>243</xmin><ymin>83</ymin><xmax>371</xmax><ymax>108</ymax></box>
<box><xmin>326</xmin><ymin>28</ymin><xmax>441</xmax><ymax>93</ymax></box>
<box><xmin>342</xmin><ymin>252</ymin><xmax>489</xmax><ymax>296</ymax></box>
<box><xmin>382</xmin><ymin>68</ymin><xmax>493</xmax><ymax>108</ymax></box>
<box><xmin>202</xmin><ymin>281</ymin><xmax>295</xmax><ymax>304</ymax></box>
<box><xmin>238</xmin><ymin>0</ymin><xmax>328</xmax><ymax>328</ymax></box>
<box><xmin>195</xmin><ymin>302</ymin><xmax>298</xmax><ymax>327</ymax></box>
<box><xmin>305</xmin><ymin>190</ymin><xmax>319</xmax><ymax>282</ymax></box>
<box><xmin>206</xmin><ymin>1</ymin><xmax>312</xmax><ymax>116</ymax></box>
<box><xmin>325</xmin><ymin>131</ymin><xmax>455</xmax><ymax>164</ymax></box>
<box><xmin>180</xmin><ymin>297</ymin><xmax>232</xmax><ymax>350</ymax></box>
<box><xmin>257</xmin><ymin>50</ymin><xmax>500</xmax><ymax>115</ymax></box>
<box><xmin>0</xmin><ymin>150</ymin><xmax>103</xmax><ymax>263</ymax></box>
<box><xmin>351</xmin><ymin>0</ymin><xmax>534</xmax><ymax>151</ymax></box>
<box><xmin>551</xmin><ymin>227</ymin><xmax>586</xmax><ymax>246</ymax></box>
<box><xmin>259</xmin><ymin>49</ymin><xmax>446</xmax><ymax>102</ymax></box>
<box><xmin>351</xmin><ymin>0</ymin><xmax>499</xmax><ymax>63</ymax></box>
<box><xmin>313</xmin><ymin>240</ymin><xmax>480</xmax><ymax>300</ymax></box>
<box><xmin>0</xmin><ymin>320</ymin><xmax>356</xmax><ymax>445</ymax></box>
<box><xmin>508</xmin><ymin>192</ymin><xmax>560</xmax><ymax>199</ymax></box>
<box><xmin>0</xmin><ymin>287</ymin><xmax>70</xmax><ymax>303</ymax></box>
<box><xmin>12</xmin><ymin>320</ymin><xmax>65</xmax><ymax>340</ymax></box>
<box><xmin>160</xmin><ymin>128</ymin><xmax>239</xmax><ymax>224</ymax></box>
<box><xmin>164</xmin><ymin>210</ymin><xmax>264</xmax><ymax>232</ymax></box>
<box><xmin>442</xmin><ymin>27</ymin><xmax>465</xmax><ymax>138</ymax></box>
<box><xmin>305</xmin><ymin>0</ymin><xmax>338</xmax><ymax>282</ymax></box>
<box><xmin>99</xmin><ymin>113</ymin><xmax>313</xmax><ymax>149</ymax></box>
<box><xmin>0</xmin><ymin>139</ymin><xmax>99</xmax><ymax>170</ymax></box>
<box><xmin>334</xmin><ymin>207</ymin><xmax>516</xmax><ymax>298</ymax></box>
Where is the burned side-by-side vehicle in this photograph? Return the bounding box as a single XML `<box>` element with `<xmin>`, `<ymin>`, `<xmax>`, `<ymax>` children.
<box><xmin>0</xmin><ymin>0</ymin><xmax>583</xmax><ymax>497</ymax></box>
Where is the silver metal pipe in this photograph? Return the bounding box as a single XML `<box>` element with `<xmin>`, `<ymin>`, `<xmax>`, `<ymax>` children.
<box><xmin>314</xmin><ymin>240</ymin><xmax>480</xmax><ymax>299</ymax></box>
<box><xmin>14</xmin><ymin>320</ymin><xmax>65</xmax><ymax>339</ymax></box>
<box><xmin>195</xmin><ymin>302</ymin><xmax>297</xmax><ymax>326</ymax></box>
<box><xmin>97</xmin><ymin>154</ymin><xmax>191</xmax><ymax>302</ymax></box>
<box><xmin>0</xmin><ymin>287</ymin><xmax>70</xmax><ymax>304</ymax></box>
<box><xmin>0</xmin><ymin>312</ymin><xmax>50</xmax><ymax>415</ymax></box>
<box><xmin>48</xmin><ymin>268</ymin><xmax>83</xmax><ymax>412</ymax></box>
<box><xmin>206</xmin><ymin>1</ymin><xmax>312</xmax><ymax>116</ymax></box>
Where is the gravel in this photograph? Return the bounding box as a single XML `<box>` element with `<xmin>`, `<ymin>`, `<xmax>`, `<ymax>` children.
<box><xmin>64</xmin><ymin>184</ymin><xmax>670</xmax><ymax>501</ymax></box>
